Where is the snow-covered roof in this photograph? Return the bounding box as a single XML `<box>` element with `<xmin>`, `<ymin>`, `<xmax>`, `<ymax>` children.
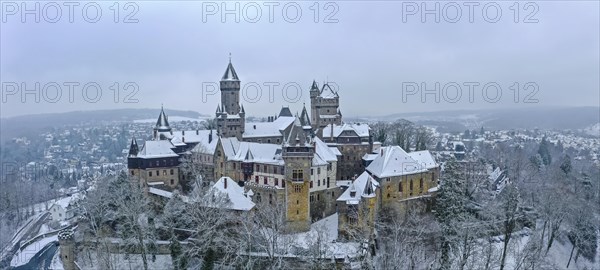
<box><xmin>137</xmin><ymin>140</ymin><xmax>178</xmax><ymax>158</ymax></box>
<box><xmin>148</xmin><ymin>187</ymin><xmax>173</xmax><ymax>199</ymax></box>
<box><xmin>314</xmin><ymin>137</ymin><xmax>338</xmax><ymax>162</ymax></box>
<box><xmin>183</xmin><ymin>130</ymin><xmax>218</xmax><ymax>154</ymax></box>
<box><xmin>220</xmin><ymin>137</ymin><xmax>240</xmax><ymax>157</ymax></box>
<box><xmin>319</xmin><ymin>83</ymin><xmax>339</xmax><ymax>99</ymax></box>
<box><xmin>322</xmin><ymin>123</ymin><xmax>370</xmax><ymax>138</ymax></box>
<box><xmin>52</xmin><ymin>195</ymin><xmax>76</xmax><ymax>210</ymax></box>
<box><xmin>230</xmin><ymin>142</ymin><xmax>283</xmax><ymax>165</ymax></box>
<box><xmin>207</xmin><ymin>177</ymin><xmax>255</xmax><ymax>211</ymax></box>
<box><xmin>243</xmin><ymin>116</ymin><xmax>295</xmax><ymax>138</ymax></box>
<box><xmin>408</xmin><ymin>150</ymin><xmax>438</xmax><ymax>170</ymax></box>
<box><xmin>366</xmin><ymin>146</ymin><xmax>429</xmax><ymax>178</ymax></box>
<box><xmin>337</xmin><ymin>171</ymin><xmax>379</xmax><ymax>204</ymax></box>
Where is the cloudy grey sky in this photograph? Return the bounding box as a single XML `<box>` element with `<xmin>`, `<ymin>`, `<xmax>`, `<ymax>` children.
<box><xmin>1</xmin><ymin>1</ymin><xmax>598</xmax><ymax>118</ymax></box>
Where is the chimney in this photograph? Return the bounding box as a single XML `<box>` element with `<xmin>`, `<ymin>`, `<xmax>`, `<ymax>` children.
<box><xmin>196</xmin><ymin>129</ymin><xmax>199</xmax><ymax>135</ymax></box>
<box><xmin>330</xmin><ymin>124</ymin><xmax>334</xmax><ymax>141</ymax></box>
<box><xmin>224</xmin><ymin>178</ymin><xmax>227</xmax><ymax>189</ymax></box>
<box><xmin>182</xmin><ymin>130</ymin><xmax>185</xmax><ymax>136</ymax></box>
<box><xmin>381</xmin><ymin>148</ymin><xmax>384</xmax><ymax>156</ymax></box>
<box><xmin>182</xmin><ymin>136</ymin><xmax>185</xmax><ymax>143</ymax></box>
<box><xmin>209</xmin><ymin>130</ymin><xmax>213</xmax><ymax>143</ymax></box>
<box><xmin>253</xmin><ymin>125</ymin><xmax>256</xmax><ymax>129</ymax></box>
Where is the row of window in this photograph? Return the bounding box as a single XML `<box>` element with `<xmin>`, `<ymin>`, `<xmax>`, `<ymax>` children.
<box><xmin>309</xmin><ymin>178</ymin><xmax>331</xmax><ymax>188</ymax></box>
<box><xmin>147</xmin><ymin>169</ymin><xmax>175</xmax><ymax>177</ymax></box>
<box><xmin>254</xmin><ymin>175</ymin><xmax>286</xmax><ymax>188</ymax></box>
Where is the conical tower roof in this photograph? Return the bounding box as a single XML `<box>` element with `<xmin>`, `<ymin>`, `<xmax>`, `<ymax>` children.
<box><xmin>128</xmin><ymin>137</ymin><xmax>139</xmax><ymax>157</ymax></box>
<box><xmin>221</xmin><ymin>61</ymin><xmax>239</xmax><ymax>81</ymax></box>
<box><xmin>155</xmin><ymin>106</ymin><xmax>171</xmax><ymax>132</ymax></box>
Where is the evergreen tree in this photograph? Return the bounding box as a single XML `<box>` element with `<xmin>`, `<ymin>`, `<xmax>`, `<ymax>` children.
<box><xmin>537</xmin><ymin>137</ymin><xmax>552</xmax><ymax>166</ymax></box>
<box><xmin>560</xmin><ymin>154</ymin><xmax>572</xmax><ymax>175</ymax></box>
<box><xmin>435</xmin><ymin>159</ymin><xmax>468</xmax><ymax>270</ymax></box>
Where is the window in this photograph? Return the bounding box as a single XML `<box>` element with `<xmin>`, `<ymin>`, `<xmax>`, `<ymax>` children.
<box><xmin>275</xmin><ymin>178</ymin><xmax>279</xmax><ymax>186</ymax></box>
<box><xmin>327</xmin><ymin>177</ymin><xmax>330</xmax><ymax>188</ymax></box>
<box><xmin>317</xmin><ymin>194</ymin><xmax>320</xmax><ymax>201</ymax></box>
<box><xmin>310</xmin><ymin>181</ymin><xmax>313</xmax><ymax>188</ymax></box>
<box><xmin>410</xmin><ymin>179</ymin><xmax>413</xmax><ymax>191</ymax></box>
<box><xmin>282</xmin><ymin>181</ymin><xmax>285</xmax><ymax>188</ymax></box>
<box><xmin>156</xmin><ymin>170</ymin><xmax>159</xmax><ymax>176</ymax></box>
<box><xmin>256</xmin><ymin>193</ymin><xmax>262</xmax><ymax>202</ymax></box>
<box><xmin>255</xmin><ymin>175</ymin><xmax>259</xmax><ymax>183</ymax></box>
<box><xmin>264</xmin><ymin>165</ymin><xmax>267</xmax><ymax>173</ymax></box>
<box><xmin>269</xmin><ymin>194</ymin><xmax>273</xmax><ymax>205</ymax></box>
<box><xmin>318</xmin><ymin>179</ymin><xmax>320</xmax><ymax>186</ymax></box>
<box><xmin>310</xmin><ymin>194</ymin><xmax>314</xmax><ymax>202</ymax></box>
<box><xmin>399</xmin><ymin>182</ymin><xmax>403</xmax><ymax>192</ymax></box>
<box><xmin>149</xmin><ymin>171</ymin><xmax>152</xmax><ymax>177</ymax></box>
<box><xmin>170</xmin><ymin>169</ymin><xmax>174</xmax><ymax>175</ymax></box>
<box><xmin>156</xmin><ymin>161</ymin><xmax>159</xmax><ymax>166</ymax></box>
<box><xmin>419</xmin><ymin>178</ymin><xmax>423</xmax><ymax>189</ymax></box>
<box><xmin>294</xmin><ymin>185</ymin><xmax>301</xmax><ymax>193</ymax></box>
<box><xmin>264</xmin><ymin>177</ymin><xmax>268</xmax><ymax>185</ymax></box>
<box><xmin>170</xmin><ymin>179</ymin><xmax>174</xmax><ymax>185</ymax></box>
<box><xmin>163</xmin><ymin>170</ymin><xmax>167</xmax><ymax>176</ymax></box>
<box><xmin>274</xmin><ymin>167</ymin><xmax>278</xmax><ymax>175</ymax></box>
<box><xmin>256</xmin><ymin>165</ymin><xmax>260</xmax><ymax>172</ymax></box>
<box><xmin>332</xmin><ymin>191</ymin><xmax>335</xmax><ymax>198</ymax></box>
<box><xmin>317</xmin><ymin>168</ymin><xmax>321</xmax><ymax>174</ymax></box>
<box><xmin>311</xmin><ymin>169</ymin><xmax>314</xmax><ymax>175</ymax></box>
<box><xmin>233</xmin><ymin>163</ymin><xmax>236</xmax><ymax>170</ymax></box>
<box><xmin>296</xmin><ymin>200</ymin><xmax>299</xmax><ymax>204</ymax></box>
<box><xmin>131</xmin><ymin>170</ymin><xmax>134</xmax><ymax>176</ymax></box>
<box><xmin>292</xmin><ymin>169</ymin><xmax>303</xmax><ymax>181</ymax></box>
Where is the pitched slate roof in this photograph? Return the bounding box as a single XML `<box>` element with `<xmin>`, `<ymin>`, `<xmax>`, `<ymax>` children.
<box><xmin>337</xmin><ymin>171</ymin><xmax>379</xmax><ymax>204</ymax></box>
<box><xmin>319</xmin><ymin>83</ymin><xmax>338</xmax><ymax>99</ymax></box>
<box><xmin>137</xmin><ymin>140</ymin><xmax>179</xmax><ymax>158</ymax></box>
<box><xmin>322</xmin><ymin>123</ymin><xmax>370</xmax><ymax>138</ymax></box>
<box><xmin>243</xmin><ymin>116</ymin><xmax>295</xmax><ymax>138</ymax></box>
<box><xmin>366</xmin><ymin>146</ymin><xmax>429</xmax><ymax>178</ymax></box>
<box><xmin>207</xmin><ymin>177</ymin><xmax>255</xmax><ymax>211</ymax></box>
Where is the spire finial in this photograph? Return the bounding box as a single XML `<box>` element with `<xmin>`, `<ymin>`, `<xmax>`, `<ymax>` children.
<box><xmin>229</xmin><ymin>52</ymin><xmax>232</xmax><ymax>63</ymax></box>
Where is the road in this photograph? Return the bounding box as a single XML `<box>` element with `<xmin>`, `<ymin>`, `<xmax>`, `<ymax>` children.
<box><xmin>12</xmin><ymin>241</ymin><xmax>59</xmax><ymax>270</ymax></box>
<box><xmin>0</xmin><ymin>212</ymin><xmax>50</xmax><ymax>268</ymax></box>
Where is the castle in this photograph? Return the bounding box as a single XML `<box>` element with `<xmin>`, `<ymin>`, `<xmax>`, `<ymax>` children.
<box><xmin>127</xmin><ymin>59</ymin><xmax>440</xmax><ymax>234</ymax></box>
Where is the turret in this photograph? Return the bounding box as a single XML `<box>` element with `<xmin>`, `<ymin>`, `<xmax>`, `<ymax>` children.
<box><xmin>58</xmin><ymin>228</ymin><xmax>76</xmax><ymax>270</ymax></box>
<box><xmin>128</xmin><ymin>137</ymin><xmax>139</xmax><ymax>157</ymax></box>
<box><xmin>309</xmin><ymin>80</ymin><xmax>319</xmax><ymax>99</ymax></box>
<box><xmin>154</xmin><ymin>105</ymin><xmax>171</xmax><ymax>133</ymax></box>
<box><xmin>220</xmin><ymin>59</ymin><xmax>241</xmax><ymax>115</ymax></box>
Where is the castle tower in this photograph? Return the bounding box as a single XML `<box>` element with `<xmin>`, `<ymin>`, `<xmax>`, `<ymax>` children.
<box><xmin>58</xmin><ymin>229</ymin><xmax>76</xmax><ymax>270</ymax></box>
<box><xmin>220</xmin><ymin>59</ymin><xmax>241</xmax><ymax>115</ymax></box>
<box><xmin>282</xmin><ymin>122</ymin><xmax>313</xmax><ymax>232</ymax></box>
<box><xmin>154</xmin><ymin>106</ymin><xmax>172</xmax><ymax>140</ymax></box>
<box><xmin>309</xmin><ymin>81</ymin><xmax>341</xmax><ymax>131</ymax></box>
<box><xmin>216</xmin><ymin>58</ymin><xmax>245</xmax><ymax>139</ymax></box>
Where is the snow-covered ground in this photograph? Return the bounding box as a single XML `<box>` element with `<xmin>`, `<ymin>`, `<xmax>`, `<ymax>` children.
<box><xmin>489</xmin><ymin>226</ymin><xmax>598</xmax><ymax>270</ymax></box>
<box><xmin>10</xmin><ymin>235</ymin><xmax>58</xmax><ymax>267</ymax></box>
<box><xmin>281</xmin><ymin>213</ymin><xmax>360</xmax><ymax>258</ymax></box>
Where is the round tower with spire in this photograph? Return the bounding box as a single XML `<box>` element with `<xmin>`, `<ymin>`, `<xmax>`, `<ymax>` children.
<box><xmin>216</xmin><ymin>56</ymin><xmax>246</xmax><ymax>140</ymax></box>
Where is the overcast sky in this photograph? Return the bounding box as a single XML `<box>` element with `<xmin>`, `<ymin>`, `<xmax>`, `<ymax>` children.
<box><xmin>1</xmin><ymin>1</ymin><xmax>598</xmax><ymax>118</ymax></box>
